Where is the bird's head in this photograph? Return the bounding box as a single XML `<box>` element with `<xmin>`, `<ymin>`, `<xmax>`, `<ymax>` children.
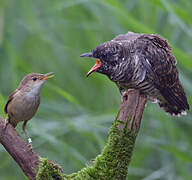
<box><xmin>18</xmin><ymin>72</ymin><xmax>54</xmax><ymax>95</ymax></box>
<box><xmin>80</xmin><ymin>41</ymin><xmax>124</xmax><ymax>77</ymax></box>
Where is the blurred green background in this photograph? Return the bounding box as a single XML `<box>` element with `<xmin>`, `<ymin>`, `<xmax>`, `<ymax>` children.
<box><xmin>0</xmin><ymin>0</ymin><xmax>192</xmax><ymax>179</ymax></box>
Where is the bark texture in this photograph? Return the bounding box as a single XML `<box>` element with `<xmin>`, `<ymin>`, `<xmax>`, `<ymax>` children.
<box><xmin>0</xmin><ymin>117</ymin><xmax>39</xmax><ymax>180</ymax></box>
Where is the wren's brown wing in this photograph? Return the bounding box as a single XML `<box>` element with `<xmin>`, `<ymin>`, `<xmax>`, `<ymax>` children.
<box><xmin>4</xmin><ymin>89</ymin><xmax>19</xmax><ymax>114</ymax></box>
<box><xmin>136</xmin><ymin>34</ymin><xmax>189</xmax><ymax>115</ymax></box>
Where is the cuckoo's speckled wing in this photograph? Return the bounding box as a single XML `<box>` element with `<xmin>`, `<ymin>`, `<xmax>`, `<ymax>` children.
<box><xmin>136</xmin><ymin>34</ymin><xmax>189</xmax><ymax>115</ymax></box>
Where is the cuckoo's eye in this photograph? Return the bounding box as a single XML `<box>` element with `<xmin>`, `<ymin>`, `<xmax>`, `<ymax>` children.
<box><xmin>32</xmin><ymin>77</ymin><xmax>37</xmax><ymax>81</ymax></box>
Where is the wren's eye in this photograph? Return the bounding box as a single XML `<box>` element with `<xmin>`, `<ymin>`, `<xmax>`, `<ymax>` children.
<box><xmin>32</xmin><ymin>77</ymin><xmax>37</xmax><ymax>81</ymax></box>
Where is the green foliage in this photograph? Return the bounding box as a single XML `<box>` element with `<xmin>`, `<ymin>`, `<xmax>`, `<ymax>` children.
<box><xmin>0</xmin><ymin>0</ymin><xmax>192</xmax><ymax>179</ymax></box>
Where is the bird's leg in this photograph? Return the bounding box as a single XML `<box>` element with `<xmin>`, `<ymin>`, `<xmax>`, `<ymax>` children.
<box><xmin>3</xmin><ymin>118</ymin><xmax>9</xmax><ymax>129</ymax></box>
<box><xmin>22</xmin><ymin>121</ymin><xmax>32</xmax><ymax>148</ymax></box>
<box><xmin>121</xmin><ymin>89</ymin><xmax>135</xmax><ymax>102</ymax></box>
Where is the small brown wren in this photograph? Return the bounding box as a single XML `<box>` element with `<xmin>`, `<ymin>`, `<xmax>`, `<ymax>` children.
<box><xmin>4</xmin><ymin>72</ymin><xmax>54</xmax><ymax>144</ymax></box>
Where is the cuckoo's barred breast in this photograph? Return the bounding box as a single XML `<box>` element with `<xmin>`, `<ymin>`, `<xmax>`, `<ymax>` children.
<box><xmin>81</xmin><ymin>32</ymin><xmax>190</xmax><ymax>116</ymax></box>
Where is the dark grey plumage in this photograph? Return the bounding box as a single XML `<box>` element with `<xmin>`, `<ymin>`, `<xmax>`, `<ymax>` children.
<box><xmin>80</xmin><ymin>32</ymin><xmax>190</xmax><ymax>116</ymax></box>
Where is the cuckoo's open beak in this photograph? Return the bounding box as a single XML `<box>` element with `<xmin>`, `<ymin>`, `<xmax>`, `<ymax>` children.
<box><xmin>41</xmin><ymin>72</ymin><xmax>55</xmax><ymax>80</ymax></box>
<box><xmin>86</xmin><ymin>59</ymin><xmax>102</xmax><ymax>77</ymax></box>
<box><xmin>80</xmin><ymin>52</ymin><xmax>102</xmax><ymax>77</ymax></box>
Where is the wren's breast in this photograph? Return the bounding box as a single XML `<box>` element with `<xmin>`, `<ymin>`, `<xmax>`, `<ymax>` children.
<box><xmin>8</xmin><ymin>91</ymin><xmax>40</xmax><ymax>122</ymax></box>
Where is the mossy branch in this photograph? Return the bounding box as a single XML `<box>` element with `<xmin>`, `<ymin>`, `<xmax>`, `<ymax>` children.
<box><xmin>0</xmin><ymin>90</ymin><xmax>146</xmax><ymax>180</ymax></box>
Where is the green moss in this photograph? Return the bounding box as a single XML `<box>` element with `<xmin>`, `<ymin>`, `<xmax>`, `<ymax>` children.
<box><xmin>36</xmin><ymin>158</ymin><xmax>64</xmax><ymax>180</ymax></box>
<box><xmin>88</xmin><ymin>119</ymin><xmax>136</xmax><ymax>179</ymax></box>
<box><xmin>36</xmin><ymin>116</ymin><xmax>137</xmax><ymax>180</ymax></box>
<box><xmin>65</xmin><ymin>117</ymin><xmax>137</xmax><ymax>180</ymax></box>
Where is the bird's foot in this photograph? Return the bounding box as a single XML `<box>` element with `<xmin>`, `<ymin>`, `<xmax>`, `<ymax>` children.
<box><xmin>27</xmin><ymin>137</ymin><xmax>32</xmax><ymax>144</ymax></box>
<box><xmin>27</xmin><ymin>143</ymin><xmax>33</xmax><ymax>150</ymax></box>
<box><xmin>121</xmin><ymin>89</ymin><xmax>135</xmax><ymax>102</ymax></box>
<box><xmin>3</xmin><ymin>118</ymin><xmax>8</xmax><ymax>129</ymax></box>
<box><xmin>23</xmin><ymin>129</ymin><xmax>33</xmax><ymax>149</ymax></box>
<box><xmin>27</xmin><ymin>139</ymin><xmax>33</xmax><ymax>150</ymax></box>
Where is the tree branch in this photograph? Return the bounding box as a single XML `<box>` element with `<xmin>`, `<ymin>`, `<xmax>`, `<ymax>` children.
<box><xmin>0</xmin><ymin>89</ymin><xmax>146</xmax><ymax>180</ymax></box>
<box><xmin>0</xmin><ymin>117</ymin><xmax>39</xmax><ymax>180</ymax></box>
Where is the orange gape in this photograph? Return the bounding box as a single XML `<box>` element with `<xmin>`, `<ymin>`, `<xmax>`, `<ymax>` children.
<box><xmin>87</xmin><ymin>59</ymin><xmax>102</xmax><ymax>77</ymax></box>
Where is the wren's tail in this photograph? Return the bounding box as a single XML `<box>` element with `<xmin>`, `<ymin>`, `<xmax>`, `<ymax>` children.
<box><xmin>158</xmin><ymin>83</ymin><xmax>189</xmax><ymax>116</ymax></box>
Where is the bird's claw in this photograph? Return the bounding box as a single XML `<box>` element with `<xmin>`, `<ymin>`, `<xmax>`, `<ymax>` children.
<box><xmin>121</xmin><ymin>89</ymin><xmax>135</xmax><ymax>103</ymax></box>
<box><xmin>27</xmin><ymin>142</ymin><xmax>33</xmax><ymax>150</ymax></box>
<box><xmin>3</xmin><ymin>118</ymin><xmax>8</xmax><ymax>129</ymax></box>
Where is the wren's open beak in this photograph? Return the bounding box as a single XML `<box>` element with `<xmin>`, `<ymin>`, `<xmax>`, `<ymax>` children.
<box><xmin>80</xmin><ymin>52</ymin><xmax>102</xmax><ymax>77</ymax></box>
<box><xmin>41</xmin><ymin>72</ymin><xmax>55</xmax><ymax>80</ymax></box>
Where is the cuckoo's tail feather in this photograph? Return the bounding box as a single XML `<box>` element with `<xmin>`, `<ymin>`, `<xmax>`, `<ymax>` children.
<box><xmin>158</xmin><ymin>84</ymin><xmax>189</xmax><ymax>116</ymax></box>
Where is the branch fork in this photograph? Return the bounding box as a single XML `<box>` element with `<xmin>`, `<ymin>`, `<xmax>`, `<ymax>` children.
<box><xmin>0</xmin><ymin>90</ymin><xmax>146</xmax><ymax>180</ymax></box>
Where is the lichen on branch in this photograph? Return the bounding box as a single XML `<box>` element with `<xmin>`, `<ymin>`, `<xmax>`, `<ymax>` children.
<box><xmin>36</xmin><ymin>90</ymin><xmax>146</xmax><ymax>180</ymax></box>
<box><xmin>0</xmin><ymin>90</ymin><xmax>146</xmax><ymax>180</ymax></box>
<box><xmin>68</xmin><ymin>119</ymin><xmax>137</xmax><ymax>180</ymax></box>
<box><xmin>36</xmin><ymin>158</ymin><xmax>64</xmax><ymax>180</ymax></box>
